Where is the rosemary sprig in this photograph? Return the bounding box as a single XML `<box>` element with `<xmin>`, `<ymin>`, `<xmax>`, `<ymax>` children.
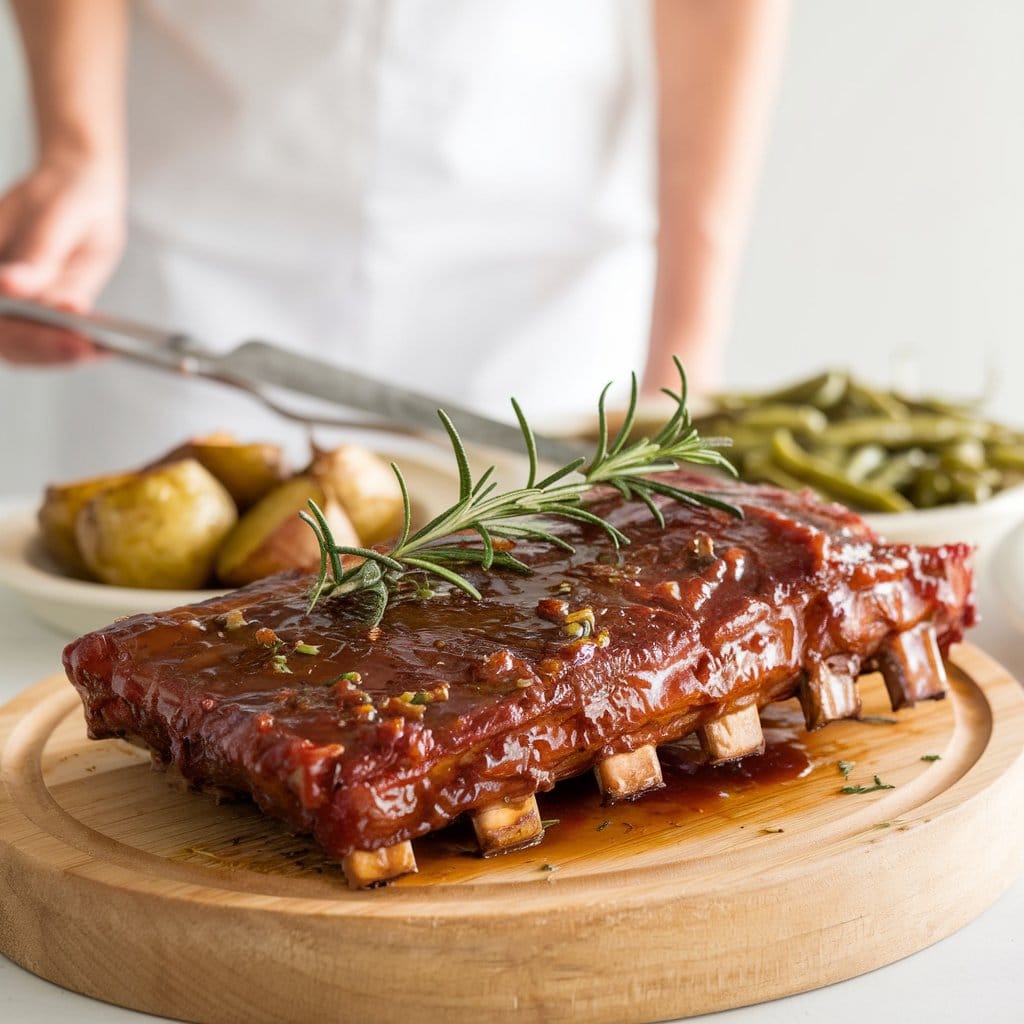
<box><xmin>300</xmin><ymin>358</ymin><xmax>738</xmax><ymax>623</ymax></box>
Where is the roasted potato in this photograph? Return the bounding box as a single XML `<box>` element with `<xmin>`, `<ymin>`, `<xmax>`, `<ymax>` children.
<box><xmin>151</xmin><ymin>432</ymin><xmax>287</xmax><ymax>510</ymax></box>
<box><xmin>76</xmin><ymin>460</ymin><xmax>238</xmax><ymax>589</ymax></box>
<box><xmin>310</xmin><ymin>444</ymin><xmax>405</xmax><ymax>545</ymax></box>
<box><xmin>215</xmin><ymin>474</ymin><xmax>359</xmax><ymax>587</ymax></box>
<box><xmin>38</xmin><ymin>471</ymin><xmax>137</xmax><ymax>577</ymax></box>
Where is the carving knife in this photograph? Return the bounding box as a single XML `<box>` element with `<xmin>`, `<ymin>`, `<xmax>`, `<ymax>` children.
<box><xmin>0</xmin><ymin>296</ymin><xmax>586</xmax><ymax>464</ymax></box>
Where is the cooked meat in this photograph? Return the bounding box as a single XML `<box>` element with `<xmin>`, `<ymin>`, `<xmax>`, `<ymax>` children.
<box><xmin>64</xmin><ymin>472</ymin><xmax>975</xmax><ymax>886</ymax></box>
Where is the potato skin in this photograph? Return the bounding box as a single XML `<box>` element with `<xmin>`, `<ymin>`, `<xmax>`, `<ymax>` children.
<box><xmin>311</xmin><ymin>445</ymin><xmax>405</xmax><ymax>545</ymax></box>
<box><xmin>38</xmin><ymin>472</ymin><xmax>136</xmax><ymax>578</ymax></box>
<box><xmin>215</xmin><ymin>475</ymin><xmax>359</xmax><ymax>587</ymax></box>
<box><xmin>151</xmin><ymin>434</ymin><xmax>287</xmax><ymax>510</ymax></box>
<box><xmin>75</xmin><ymin>460</ymin><xmax>238</xmax><ymax>589</ymax></box>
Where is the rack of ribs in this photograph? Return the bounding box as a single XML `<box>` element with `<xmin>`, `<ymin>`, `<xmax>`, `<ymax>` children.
<box><xmin>64</xmin><ymin>471</ymin><xmax>975</xmax><ymax>888</ymax></box>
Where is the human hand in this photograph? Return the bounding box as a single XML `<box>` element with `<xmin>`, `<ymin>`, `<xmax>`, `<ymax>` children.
<box><xmin>0</xmin><ymin>157</ymin><xmax>125</xmax><ymax>364</ymax></box>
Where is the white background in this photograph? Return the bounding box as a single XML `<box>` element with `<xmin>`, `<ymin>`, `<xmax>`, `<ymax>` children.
<box><xmin>1</xmin><ymin>0</ymin><xmax>1022</xmax><ymax>490</ymax></box>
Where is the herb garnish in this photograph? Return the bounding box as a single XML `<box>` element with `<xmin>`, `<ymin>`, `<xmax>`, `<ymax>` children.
<box><xmin>837</xmin><ymin>760</ymin><xmax>855</xmax><ymax>779</ymax></box>
<box><xmin>840</xmin><ymin>774</ymin><xmax>895</xmax><ymax>795</ymax></box>
<box><xmin>540</xmin><ymin>818</ymin><xmax>560</xmax><ymax>829</ymax></box>
<box><xmin>300</xmin><ymin>359</ymin><xmax>738</xmax><ymax>622</ymax></box>
<box><xmin>921</xmin><ymin>754</ymin><xmax>941</xmax><ymax>762</ymax></box>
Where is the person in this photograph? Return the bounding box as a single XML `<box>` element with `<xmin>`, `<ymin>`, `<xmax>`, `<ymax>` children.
<box><xmin>0</xmin><ymin>0</ymin><xmax>787</xmax><ymax>475</ymax></box>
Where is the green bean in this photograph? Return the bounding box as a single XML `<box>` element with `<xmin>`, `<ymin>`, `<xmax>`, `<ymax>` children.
<box><xmin>910</xmin><ymin>468</ymin><xmax>954</xmax><ymax>509</ymax></box>
<box><xmin>742</xmin><ymin>450</ymin><xmax>814</xmax><ymax>494</ymax></box>
<box><xmin>988</xmin><ymin>444</ymin><xmax>1024</xmax><ymax>472</ymax></box>
<box><xmin>718</xmin><ymin>370</ymin><xmax>848</xmax><ymax>410</ymax></box>
<box><xmin>844</xmin><ymin>444</ymin><xmax>887</xmax><ymax>482</ymax></box>
<box><xmin>949</xmin><ymin>469</ymin><xmax>1001</xmax><ymax>504</ymax></box>
<box><xmin>938</xmin><ymin>440</ymin><xmax>986</xmax><ymax>473</ymax></box>
<box><xmin>770</xmin><ymin>430</ymin><xmax>913</xmax><ymax>513</ymax></box>
<box><xmin>902</xmin><ymin>394</ymin><xmax>985</xmax><ymax>418</ymax></box>
<box><xmin>693</xmin><ymin>424</ymin><xmax>777</xmax><ymax>454</ymax></box>
<box><xmin>818</xmin><ymin>415</ymin><xmax>990</xmax><ymax>449</ymax></box>
<box><xmin>735</xmin><ymin>403</ymin><xmax>828</xmax><ymax>435</ymax></box>
<box><xmin>814</xmin><ymin>443</ymin><xmax>849</xmax><ymax>467</ymax></box>
<box><xmin>848</xmin><ymin>382</ymin><xmax>910</xmax><ymax>419</ymax></box>
<box><xmin>867</xmin><ymin>449</ymin><xmax>929</xmax><ymax>491</ymax></box>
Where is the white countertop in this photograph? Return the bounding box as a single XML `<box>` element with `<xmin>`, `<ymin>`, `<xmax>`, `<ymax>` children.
<box><xmin>2</xmin><ymin>499</ymin><xmax>1023</xmax><ymax>1024</ymax></box>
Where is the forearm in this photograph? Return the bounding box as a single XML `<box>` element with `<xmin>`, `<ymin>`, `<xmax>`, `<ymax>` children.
<box><xmin>11</xmin><ymin>0</ymin><xmax>128</xmax><ymax>168</ymax></box>
<box><xmin>647</xmin><ymin>0</ymin><xmax>788</xmax><ymax>394</ymax></box>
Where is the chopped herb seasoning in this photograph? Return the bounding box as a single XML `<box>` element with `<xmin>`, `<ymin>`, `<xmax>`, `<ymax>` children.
<box><xmin>271</xmin><ymin>654</ymin><xmax>292</xmax><ymax>674</ymax></box>
<box><xmin>841</xmin><ymin>774</ymin><xmax>895</xmax><ymax>795</ymax></box>
<box><xmin>539</xmin><ymin>863</ymin><xmax>559</xmax><ymax>873</ymax></box>
<box><xmin>837</xmin><ymin>760</ymin><xmax>855</xmax><ymax>779</ymax></box>
<box><xmin>921</xmin><ymin>754</ymin><xmax>942</xmax><ymax>762</ymax></box>
<box><xmin>294</xmin><ymin>642</ymin><xmax>320</xmax><ymax>656</ymax></box>
<box><xmin>596</xmin><ymin>819</ymin><xmax>612</xmax><ymax>832</ymax></box>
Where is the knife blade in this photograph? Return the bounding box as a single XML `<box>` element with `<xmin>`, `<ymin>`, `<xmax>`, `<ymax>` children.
<box><xmin>0</xmin><ymin>296</ymin><xmax>587</xmax><ymax>464</ymax></box>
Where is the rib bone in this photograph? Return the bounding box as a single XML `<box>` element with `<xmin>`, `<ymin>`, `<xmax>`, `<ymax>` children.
<box><xmin>471</xmin><ymin>794</ymin><xmax>544</xmax><ymax>857</ymax></box>
<box><xmin>342</xmin><ymin>840</ymin><xmax>417</xmax><ymax>889</ymax></box>
<box><xmin>876</xmin><ymin>624</ymin><xmax>947</xmax><ymax>709</ymax></box>
<box><xmin>594</xmin><ymin>744</ymin><xmax>664</xmax><ymax>803</ymax></box>
<box><xmin>698</xmin><ymin>704</ymin><xmax>765</xmax><ymax>764</ymax></box>
<box><xmin>799</xmin><ymin>655</ymin><xmax>862</xmax><ymax>730</ymax></box>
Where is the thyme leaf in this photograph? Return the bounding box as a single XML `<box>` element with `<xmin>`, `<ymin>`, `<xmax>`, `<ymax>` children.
<box><xmin>840</xmin><ymin>774</ymin><xmax>895</xmax><ymax>795</ymax></box>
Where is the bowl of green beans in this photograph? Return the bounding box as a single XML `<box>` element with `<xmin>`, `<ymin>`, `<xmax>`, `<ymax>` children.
<box><xmin>692</xmin><ymin>370</ymin><xmax>1024</xmax><ymax>559</ymax></box>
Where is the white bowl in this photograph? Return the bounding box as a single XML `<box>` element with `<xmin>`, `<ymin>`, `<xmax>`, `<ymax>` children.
<box><xmin>0</xmin><ymin>506</ymin><xmax>224</xmax><ymax>636</ymax></box>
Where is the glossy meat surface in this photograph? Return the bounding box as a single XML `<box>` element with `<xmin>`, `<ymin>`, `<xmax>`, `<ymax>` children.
<box><xmin>64</xmin><ymin>472</ymin><xmax>975</xmax><ymax>856</ymax></box>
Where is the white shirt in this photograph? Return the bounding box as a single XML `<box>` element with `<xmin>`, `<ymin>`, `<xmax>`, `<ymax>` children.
<box><xmin>56</xmin><ymin>0</ymin><xmax>655</xmax><ymax>475</ymax></box>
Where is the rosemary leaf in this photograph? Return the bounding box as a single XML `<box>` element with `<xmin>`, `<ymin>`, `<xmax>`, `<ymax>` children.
<box><xmin>303</xmin><ymin>357</ymin><xmax>738</xmax><ymax>617</ymax></box>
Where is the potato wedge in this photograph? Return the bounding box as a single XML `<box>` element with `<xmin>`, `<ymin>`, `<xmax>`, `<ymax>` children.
<box><xmin>76</xmin><ymin>460</ymin><xmax>238</xmax><ymax>589</ymax></box>
<box><xmin>311</xmin><ymin>444</ymin><xmax>405</xmax><ymax>545</ymax></box>
<box><xmin>215</xmin><ymin>475</ymin><xmax>359</xmax><ymax>587</ymax></box>
<box><xmin>152</xmin><ymin>433</ymin><xmax>287</xmax><ymax>510</ymax></box>
<box><xmin>38</xmin><ymin>471</ymin><xmax>137</xmax><ymax>578</ymax></box>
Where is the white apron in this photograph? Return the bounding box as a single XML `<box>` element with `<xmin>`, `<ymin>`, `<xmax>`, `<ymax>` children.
<box><xmin>55</xmin><ymin>0</ymin><xmax>655</xmax><ymax>476</ymax></box>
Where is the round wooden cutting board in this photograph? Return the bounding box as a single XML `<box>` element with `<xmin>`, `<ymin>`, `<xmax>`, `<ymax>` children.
<box><xmin>2</xmin><ymin>644</ymin><xmax>1023</xmax><ymax>1024</ymax></box>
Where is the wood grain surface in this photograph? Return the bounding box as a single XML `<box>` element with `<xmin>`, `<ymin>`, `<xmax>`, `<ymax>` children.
<box><xmin>2</xmin><ymin>644</ymin><xmax>1023</xmax><ymax>1024</ymax></box>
